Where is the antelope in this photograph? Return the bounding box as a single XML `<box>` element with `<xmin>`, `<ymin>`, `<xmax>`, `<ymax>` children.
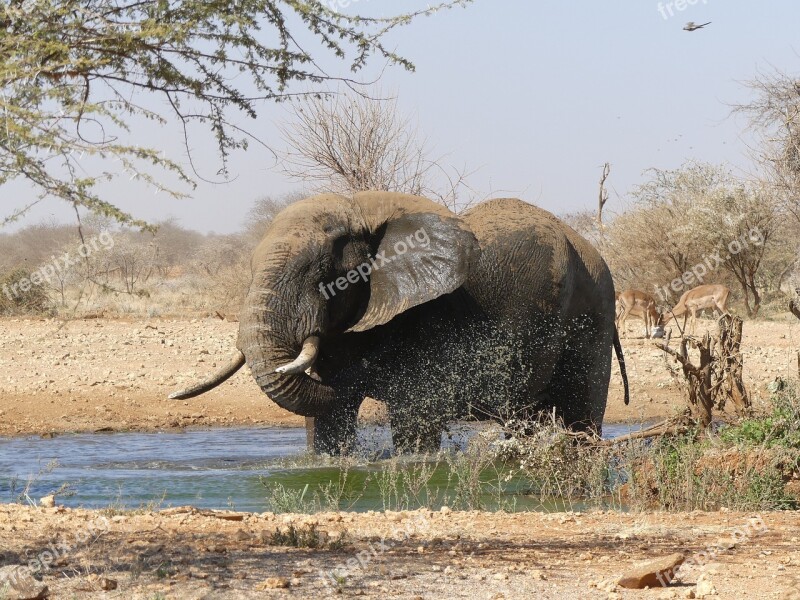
<box><xmin>663</xmin><ymin>284</ymin><xmax>731</xmax><ymax>335</ymax></box>
<box><xmin>615</xmin><ymin>289</ymin><xmax>662</xmax><ymax>339</ymax></box>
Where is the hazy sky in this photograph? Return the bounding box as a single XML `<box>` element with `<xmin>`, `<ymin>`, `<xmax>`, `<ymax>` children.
<box><xmin>5</xmin><ymin>0</ymin><xmax>800</xmax><ymax>233</ymax></box>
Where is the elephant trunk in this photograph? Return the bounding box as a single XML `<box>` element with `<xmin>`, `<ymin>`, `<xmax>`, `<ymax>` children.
<box><xmin>237</xmin><ymin>294</ymin><xmax>335</xmax><ymax>417</ymax></box>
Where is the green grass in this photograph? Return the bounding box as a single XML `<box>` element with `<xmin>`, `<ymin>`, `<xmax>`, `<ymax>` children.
<box><xmin>269</xmin><ymin>523</ymin><xmax>348</xmax><ymax>550</ymax></box>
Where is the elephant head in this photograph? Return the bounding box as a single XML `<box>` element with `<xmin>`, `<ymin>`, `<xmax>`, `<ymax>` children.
<box><xmin>170</xmin><ymin>192</ymin><xmax>480</xmax><ymax>416</ymax></box>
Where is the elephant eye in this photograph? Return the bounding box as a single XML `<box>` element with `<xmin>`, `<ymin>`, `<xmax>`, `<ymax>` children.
<box><xmin>323</xmin><ymin>224</ymin><xmax>347</xmax><ymax>237</ymax></box>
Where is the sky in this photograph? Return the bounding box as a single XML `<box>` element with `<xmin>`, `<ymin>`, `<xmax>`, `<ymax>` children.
<box><xmin>4</xmin><ymin>0</ymin><xmax>800</xmax><ymax>234</ymax></box>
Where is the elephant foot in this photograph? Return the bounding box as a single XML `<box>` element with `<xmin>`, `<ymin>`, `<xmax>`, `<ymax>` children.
<box><xmin>389</xmin><ymin>408</ymin><xmax>443</xmax><ymax>455</ymax></box>
<box><xmin>310</xmin><ymin>401</ymin><xmax>360</xmax><ymax>455</ymax></box>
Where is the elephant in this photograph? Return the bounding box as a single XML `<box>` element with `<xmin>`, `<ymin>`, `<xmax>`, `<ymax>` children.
<box><xmin>170</xmin><ymin>192</ymin><xmax>629</xmax><ymax>454</ymax></box>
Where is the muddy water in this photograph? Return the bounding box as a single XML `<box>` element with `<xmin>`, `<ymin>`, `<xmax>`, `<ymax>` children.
<box><xmin>0</xmin><ymin>423</ymin><xmax>637</xmax><ymax>512</ymax></box>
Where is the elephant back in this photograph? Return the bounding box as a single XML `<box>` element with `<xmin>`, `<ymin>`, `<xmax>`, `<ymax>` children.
<box><xmin>462</xmin><ymin>198</ymin><xmax>615</xmax><ymax>324</ymax></box>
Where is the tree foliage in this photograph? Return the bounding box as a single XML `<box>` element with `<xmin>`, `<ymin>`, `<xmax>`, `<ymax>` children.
<box><xmin>0</xmin><ymin>0</ymin><xmax>470</xmax><ymax>227</ymax></box>
<box><xmin>606</xmin><ymin>163</ymin><xmax>728</xmax><ymax>289</ymax></box>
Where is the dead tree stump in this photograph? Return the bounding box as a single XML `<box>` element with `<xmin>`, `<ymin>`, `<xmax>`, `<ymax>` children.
<box><xmin>658</xmin><ymin>334</ymin><xmax>715</xmax><ymax>427</ymax></box>
<box><xmin>715</xmin><ymin>315</ymin><xmax>750</xmax><ymax>414</ymax></box>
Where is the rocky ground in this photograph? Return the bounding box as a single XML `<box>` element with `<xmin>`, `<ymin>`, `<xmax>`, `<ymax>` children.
<box><xmin>1</xmin><ymin>504</ymin><xmax>800</xmax><ymax>599</ymax></box>
<box><xmin>0</xmin><ymin>315</ymin><xmax>798</xmax><ymax>437</ymax></box>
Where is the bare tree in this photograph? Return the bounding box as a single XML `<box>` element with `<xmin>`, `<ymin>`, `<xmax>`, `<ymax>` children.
<box><xmin>597</xmin><ymin>162</ymin><xmax>611</xmax><ymax>227</ymax></box>
<box><xmin>243</xmin><ymin>192</ymin><xmax>305</xmax><ymax>244</ymax></box>
<box><xmin>105</xmin><ymin>233</ymin><xmax>159</xmax><ymax>295</ymax></box>
<box><xmin>734</xmin><ymin>69</ymin><xmax>800</xmax><ymax>222</ymax></box>
<box><xmin>280</xmin><ymin>91</ymin><xmax>478</xmax><ymax>212</ymax></box>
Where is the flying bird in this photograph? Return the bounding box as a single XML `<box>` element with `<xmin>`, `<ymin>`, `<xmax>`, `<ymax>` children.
<box><xmin>683</xmin><ymin>21</ymin><xmax>711</xmax><ymax>31</ymax></box>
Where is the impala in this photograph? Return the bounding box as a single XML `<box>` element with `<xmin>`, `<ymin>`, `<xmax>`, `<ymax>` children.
<box><xmin>616</xmin><ymin>289</ymin><xmax>662</xmax><ymax>339</ymax></box>
<box><xmin>663</xmin><ymin>284</ymin><xmax>731</xmax><ymax>335</ymax></box>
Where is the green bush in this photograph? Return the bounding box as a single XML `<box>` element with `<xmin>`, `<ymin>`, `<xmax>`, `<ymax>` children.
<box><xmin>721</xmin><ymin>383</ymin><xmax>800</xmax><ymax>449</ymax></box>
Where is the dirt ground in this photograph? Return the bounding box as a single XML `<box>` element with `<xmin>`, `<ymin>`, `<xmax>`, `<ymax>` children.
<box><xmin>1</xmin><ymin>504</ymin><xmax>800</xmax><ymax>599</ymax></box>
<box><xmin>0</xmin><ymin>315</ymin><xmax>798</xmax><ymax>437</ymax></box>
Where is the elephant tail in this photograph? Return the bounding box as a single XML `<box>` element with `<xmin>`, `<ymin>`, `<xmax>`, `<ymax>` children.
<box><xmin>613</xmin><ymin>328</ymin><xmax>630</xmax><ymax>406</ymax></box>
<box><xmin>169</xmin><ymin>351</ymin><xmax>246</xmax><ymax>400</ymax></box>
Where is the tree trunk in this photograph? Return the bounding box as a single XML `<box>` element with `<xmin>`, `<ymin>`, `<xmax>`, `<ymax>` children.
<box><xmin>715</xmin><ymin>315</ymin><xmax>750</xmax><ymax>415</ymax></box>
<box><xmin>791</xmin><ymin>300</ymin><xmax>800</xmax><ymax>379</ymax></box>
<box><xmin>748</xmin><ymin>274</ymin><xmax>761</xmax><ymax>317</ymax></box>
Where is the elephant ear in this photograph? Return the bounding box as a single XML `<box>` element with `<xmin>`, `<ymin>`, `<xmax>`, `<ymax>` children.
<box><xmin>347</xmin><ymin>210</ymin><xmax>480</xmax><ymax>332</ymax></box>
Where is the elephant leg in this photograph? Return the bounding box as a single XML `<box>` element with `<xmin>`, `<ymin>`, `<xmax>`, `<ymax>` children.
<box><xmin>311</xmin><ymin>397</ymin><xmax>362</xmax><ymax>455</ymax></box>
<box><xmin>388</xmin><ymin>402</ymin><xmax>443</xmax><ymax>454</ymax></box>
<box><xmin>548</xmin><ymin>317</ymin><xmax>612</xmax><ymax>435</ymax></box>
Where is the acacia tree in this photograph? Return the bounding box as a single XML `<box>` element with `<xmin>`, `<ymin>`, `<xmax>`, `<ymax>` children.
<box><xmin>605</xmin><ymin>162</ymin><xmax>727</xmax><ymax>298</ymax></box>
<box><xmin>685</xmin><ymin>183</ymin><xmax>782</xmax><ymax>316</ymax></box>
<box><xmin>0</xmin><ymin>0</ymin><xmax>470</xmax><ymax>227</ymax></box>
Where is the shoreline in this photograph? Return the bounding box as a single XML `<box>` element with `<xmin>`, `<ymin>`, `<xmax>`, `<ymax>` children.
<box><xmin>0</xmin><ymin>417</ymin><xmax>653</xmax><ymax>440</ymax></box>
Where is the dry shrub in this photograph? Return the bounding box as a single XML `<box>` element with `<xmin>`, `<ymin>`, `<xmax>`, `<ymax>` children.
<box><xmin>0</xmin><ymin>268</ymin><xmax>52</xmax><ymax>315</ymax></box>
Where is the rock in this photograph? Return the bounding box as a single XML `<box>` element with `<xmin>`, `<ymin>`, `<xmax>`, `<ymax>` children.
<box><xmin>0</xmin><ymin>566</ymin><xmax>49</xmax><ymax>599</ymax></box>
<box><xmin>695</xmin><ymin>573</ymin><xmax>717</xmax><ymax>597</ymax></box>
<box><xmin>39</xmin><ymin>495</ymin><xmax>55</xmax><ymax>508</ymax></box>
<box><xmin>440</xmin><ymin>506</ymin><xmax>451</xmax><ymax>514</ymax></box>
<box><xmin>98</xmin><ymin>577</ymin><xmax>117</xmax><ymax>591</ymax></box>
<box><xmin>258</xmin><ymin>577</ymin><xmax>290</xmax><ymax>589</ymax></box>
<box><xmin>83</xmin><ymin>574</ymin><xmax>117</xmax><ymax>591</ymax></box>
<box><xmin>597</xmin><ymin>579</ymin><xmax>618</xmax><ymax>593</ymax></box>
<box><xmin>715</xmin><ymin>537</ymin><xmax>736</xmax><ymax>551</ymax></box>
<box><xmin>618</xmin><ymin>553</ymin><xmax>685</xmax><ymax>589</ymax></box>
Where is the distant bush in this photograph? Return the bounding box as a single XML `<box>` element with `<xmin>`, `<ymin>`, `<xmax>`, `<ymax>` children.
<box><xmin>0</xmin><ymin>268</ymin><xmax>52</xmax><ymax>315</ymax></box>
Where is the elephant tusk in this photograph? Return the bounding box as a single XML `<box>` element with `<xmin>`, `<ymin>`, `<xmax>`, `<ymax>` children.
<box><xmin>169</xmin><ymin>351</ymin><xmax>246</xmax><ymax>400</ymax></box>
<box><xmin>275</xmin><ymin>336</ymin><xmax>321</xmax><ymax>375</ymax></box>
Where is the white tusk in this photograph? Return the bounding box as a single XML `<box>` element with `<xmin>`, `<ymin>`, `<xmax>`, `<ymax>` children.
<box><xmin>275</xmin><ymin>336</ymin><xmax>321</xmax><ymax>375</ymax></box>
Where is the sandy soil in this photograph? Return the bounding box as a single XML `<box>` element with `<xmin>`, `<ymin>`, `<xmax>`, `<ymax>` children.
<box><xmin>1</xmin><ymin>504</ymin><xmax>799</xmax><ymax>599</ymax></box>
<box><xmin>1</xmin><ymin>315</ymin><xmax>798</xmax><ymax>437</ymax></box>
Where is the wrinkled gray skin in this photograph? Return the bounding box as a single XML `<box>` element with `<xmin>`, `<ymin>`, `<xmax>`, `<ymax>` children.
<box><xmin>178</xmin><ymin>192</ymin><xmax>627</xmax><ymax>454</ymax></box>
